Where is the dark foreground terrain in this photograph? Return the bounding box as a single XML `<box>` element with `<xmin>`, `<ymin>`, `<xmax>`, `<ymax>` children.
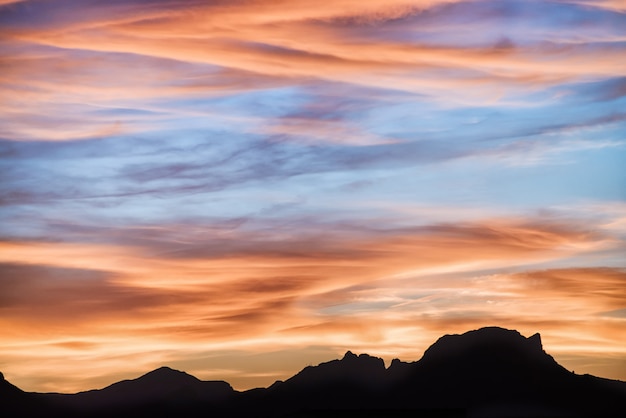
<box><xmin>2</xmin><ymin>327</ymin><xmax>625</xmax><ymax>417</ymax></box>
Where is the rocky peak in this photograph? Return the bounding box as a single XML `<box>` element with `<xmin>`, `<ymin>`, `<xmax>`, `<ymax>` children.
<box><xmin>138</xmin><ymin>366</ymin><xmax>199</xmax><ymax>385</ymax></box>
<box><xmin>528</xmin><ymin>332</ymin><xmax>543</xmax><ymax>351</ymax></box>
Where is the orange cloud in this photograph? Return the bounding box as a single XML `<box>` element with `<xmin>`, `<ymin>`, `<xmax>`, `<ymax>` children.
<box><xmin>1</xmin><ymin>214</ymin><xmax>623</xmax><ymax>391</ymax></box>
<box><xmin>559</xmin><ymin>0</ymin><xmax>626</xmax><ymax>11</ymax></box>
<box><xmin>23</xmin><ymin>21</ymin><xmax>621</xmax><ymax>92</ymax></box>
<box><xmin>2</xmin><ymin>0</ymin><xmax>624</xmax><ymax>144</ymax></box>
<box><xmin>1</xmin><ymin>0</ymin><xmax>624</xmax><ymax>394</ymax></box>
<box><xmin>2</xmin><ymin>0</ymin><xmax>623</xmax><ymax>142</ymax></box>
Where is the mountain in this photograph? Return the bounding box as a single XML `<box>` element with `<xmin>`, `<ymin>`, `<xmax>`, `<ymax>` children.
<box><xmin>385</xmin><ymin>327</ymin><xmax>625</xmax><ymax>416</ymax></box>
<box><xmin>38</xmin><ymin>366</ymin><xmax>234</xmax><ymax>417</ymax></box>
<box><xmin>1</xmin><ymin>371</ymin><xmax>41</xmax><ymax>416</ymax></box>
<box><xmin>249</xmin><ymin>351</ymin><xmax>390</xmax><ymax>416</ymax></box>
<box><xmin>62</xmin><ymin>366</ymin><xmax>232</xmax><ymax>406</ymax></box>
<box><xmin>2</xmin><ymin>327</ymin><xmax>625</xmax><ymax>418</ymax></box>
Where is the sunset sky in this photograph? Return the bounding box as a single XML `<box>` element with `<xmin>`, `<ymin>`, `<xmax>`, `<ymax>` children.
<box><xmin>1</xmin><ymin>0</ymin><xmax>625</xmax><ymax>393</ymax></box>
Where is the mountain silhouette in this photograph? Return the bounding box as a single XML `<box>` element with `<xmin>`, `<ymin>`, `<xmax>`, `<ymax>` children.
<box><xmin>384</xmin><ymin>327</ymin><xmax>614</xmax><ymax>416</ymax></box>
<box><xmin>2</xmin><ymin>327</ymin><xmax>625</xmax><ymax>417</ymax></box>
<box><xmin>35</xmin><ymin>366</ymin><xmax>235</xmax><ymax>417</ymax></box>
<box><xmin>55</xmin><ymin>366</ymin><xmax>234</xmax><ymax>408</ymax></box>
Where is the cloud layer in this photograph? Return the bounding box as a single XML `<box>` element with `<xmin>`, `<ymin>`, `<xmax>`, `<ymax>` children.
<box><xmin>0</xmin><ymin>0</ymin><xmax>625</xmax><ymax>392</ymax></box>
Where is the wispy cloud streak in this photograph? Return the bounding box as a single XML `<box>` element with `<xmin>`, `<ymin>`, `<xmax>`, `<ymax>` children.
<box><xmin>0</xmin><ymin>0</ymin><xmax>624</xmax><ymax>392</ymax></box>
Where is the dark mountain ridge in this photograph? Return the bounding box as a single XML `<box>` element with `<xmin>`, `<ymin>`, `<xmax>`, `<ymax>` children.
<box><xmin>47</xmin><ymin>366</ymin><xmax>235</xmax><ymax>410</ymax></box>
<box><xmin>2</xmin><ymin>327</ymin><xmax>625</xmax><ymax>418</ymax></box>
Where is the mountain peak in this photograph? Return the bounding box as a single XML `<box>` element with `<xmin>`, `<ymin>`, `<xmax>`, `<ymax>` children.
<box><xmin>528</xmin><ymin>332</ymin><xmax>543</xmax><ymax>350</ymax></box>
<box><xmin>141</xmin><ymin>366</ymin><xmax>196</xmax><ymax>379</ymax></box>
<box><xmin>283</xmin><ymin>350</ymin><xmax>386</xmax><ymax>391</ymax></box>
<box><xmin>424</xmin><ymin>326</ymin><xmax>541</xmax><ymax>354</ymax></box>
<box><xmin>416</xmin><ymin>326</ymin><xmax>558</xmax><ymax>377</ymax></box>
<box><xmin>123</xmin><ymin>366</ymin><xmax>200</xmax><ymax>389</ymax></box>
<box><xmin>4</xmin><ymin>327</ymin><xmax>626</xmax><ymax>418</ymax></box>
<box><xmin>145</xmin><ymin>366</ymin><xmax>189</xmax><ymax>377</ymax></box>
<box><xmin>341</xmin><ymin>351</ymin><xmax>381</xmax><ymax>363</ymax></box>
<box><xmin>342</xmin><ymin>350</ymin><xmax>357</xmax><ymax>360</ymax></box>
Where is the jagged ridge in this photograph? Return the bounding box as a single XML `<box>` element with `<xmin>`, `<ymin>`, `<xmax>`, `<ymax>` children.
<box><xmin>1</xmin><ymin>327</ymin><xmax>625</xmax><ymax>418</ymax></box>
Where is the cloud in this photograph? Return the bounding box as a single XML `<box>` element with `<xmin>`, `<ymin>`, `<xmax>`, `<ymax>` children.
<box><xmin>0</xmin><ymin>210</ymin><xmax>624</xmax><ymax>391</ymax></box>
<box><xmin>506</xmin><ymin>268</ymin><xmax>626</xmax><ymax>311</ymax></box>
<box><xmin>558</xmin><ymin>0</ymin><xmax>626</xmax><ymax>12</ymax></box>
<box><xmin>0</xmin><ymin>214</ymin><xmax>614</xmax><ymax>326</ymax></box>
<box><xmin>2</xmin><ymin>0</ymin><xmax>625</xmax><ymax>147</ymax></box>
<box><xmin>0</xmin><ymin>263</ymin><xmax>183</xmax><ymax>322</ymax></box>
<box><xmin>1</xmin><ymin>0</ymin><xmax>625</xmax><ymax>394</ymax></box>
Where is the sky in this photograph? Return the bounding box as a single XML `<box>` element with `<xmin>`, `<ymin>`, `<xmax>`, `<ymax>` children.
<box><xmin>0</xmin><ymin>0</ymin><xmax>625</xmax><ymax>393</ymax></box>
